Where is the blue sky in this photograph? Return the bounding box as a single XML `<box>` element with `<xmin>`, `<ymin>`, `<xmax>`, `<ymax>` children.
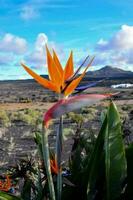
<box><xmin>0</xmin><ymin>0</ymin><xmax>133</xmax><ymax>80</ymax></box>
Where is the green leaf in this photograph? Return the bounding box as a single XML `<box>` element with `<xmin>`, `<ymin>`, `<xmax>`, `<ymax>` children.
<box><xmin>34</xmin><ymin>132</ymin><xmax>43</xmax><ymax>160</ymax></box>
<box><xmin>105</xmin><ymin>101</ymin><xmax>127</xmax><ymax>200</ymax></box>
<box><xmin>0</xmin><ymin>191</ymin><xmax>22</xmax><ymax>200</ymax></box>
<box><xmin>69</xmin><ymin>143</ymin><xmax>84</xmax><ymax>183</ymax></box>
<box><xmin>21</xmin><ymin>179</ymin><xmax>32</xmax><ymax>200</ymax></box>
<box><xmin>86</xmin><ymin>101</ymin><xmax>127</xmax><ymax>200</ymax></box>
<box><xmin>86</xmin><ymin>115</ymin><xmax>107</xmax><ymax>200</ymax></box>
<box><xmin>34</xmin><ymin>168</ymin><xmax>44</xmax><ymax>200</ymax></box>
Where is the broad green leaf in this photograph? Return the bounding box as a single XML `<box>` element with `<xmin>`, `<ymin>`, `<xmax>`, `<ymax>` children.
<box><xmin>86</xmin><ymin>116</ymin><xmax>107</xmax><ymax>200</ymax></box>
<box><xmin>0</xmin><ymin>191</ymin><xmax>22</xmax><ymax>200</ymax></box>
<box><xmin>105</xmin><ymin>101</ymin><xmax>127</xmax><ymax>200</ymax></box>
<box><xmin>87</xmin><ymin>101</ymin><xmax>127</xmax><ymax>200</ymax></box>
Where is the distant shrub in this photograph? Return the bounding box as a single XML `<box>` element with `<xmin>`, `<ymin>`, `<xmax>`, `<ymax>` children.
<box><xmin>10</xmin><ymin>109</ymin><xmax>42</xmax><ymax>126</ymax></box>
<box><xmin>18</xmin><ymin>97</ymin><xmax>32</xmax><ymax>103</ymax></box>
<box><xmin>82</xmin><ymin>106</ymin><xmax>98</xmax><ymax>120</ymax></box>
<box><xmin>0</xmin><ymin>110</ymin><xmax>10</xmax><ymax>127</ymax></box>
<box><xmin>121</xmin><ymin>105</ymin><xmax>133</xmax><ymax>111</ymax></box>
<box><xmin>68</xmin><ymin>112</ymin><xmax>83</xmax><ymax>123</ymax></box>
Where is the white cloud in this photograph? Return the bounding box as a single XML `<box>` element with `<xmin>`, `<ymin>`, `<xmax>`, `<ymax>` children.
<box><xmin>20</xmin><ymin>6</ymin><xmax>39</xmax><ymax>20</ymax></box>
<box><xmin>95</xmin><ymin>25</ymin><xmax>133</xmax><ymax>70</ymax></box>
<box><xmin>25</xmin><ymin>33</ymin><xmax>65</xmax><ymax>68</ymax></box>
<box><xmin>0</xmin><ymin>33</ymin><xmax>27</xmax><ymax>54</ymax></box>
<box><xmin>0</xmin><ymin>32</ymin><xmax>65</xmax><ymax>74</ymax></box>
<box><xmin>96</xmin><ymin>25</ymin><xmax>133</xmax><ymax>51</ymax></box>
<box><xmin>92</xmin><ymin>52</ymin><xmax>108</xmax><ymax>66</ymax></box>
<box><xmin>35</xmin><ymin>33</ymin><xmax>48</xmax><ymax>50</ymax></box>
<box><xmin>25</xmin><ymin>48</ymin><xmax>45</xmax><ymax>67</ymax></box>
<box><xmin>25</xmin><ymin>33</ymin><xmax>48</xmax><ymax>67</ymax></box>
<box><xmin>93</xmin><ymin>50</ymin><xmax>133</xmax><ymax>70</ymax></box>
<box><xmin>48</xmin><ymin>41</ymin><xmax>65</xmax><ymax>61</ymax></box>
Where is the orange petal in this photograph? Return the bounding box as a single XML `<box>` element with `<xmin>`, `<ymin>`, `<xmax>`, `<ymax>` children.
<box><xmin>64</xmin><ymin>57</ymin><xmax>94</xmax><ymax>96</ymax></box>
<box><xmin>53</xmin><ymin>49</ymin><xmax>63</xmax><ymax>76</ymax></box>
<box><xmin>50</xmin><ymin>159</ymin><xmax>58</xmax><ymax>174</ymax></box>
<box><xmin>21</xmin><ymin>63</ymin><xmax>60</xmax><ymax>93</ymax></box>
<box><xmin>46</xmin><ymin>46</ymin><xmax>62</xmax><ymax>88</ymax></box>
<box><xmin>63</xmin><ymin>51</ymin><xmax>74</xmax><ymax>82</ymax></box>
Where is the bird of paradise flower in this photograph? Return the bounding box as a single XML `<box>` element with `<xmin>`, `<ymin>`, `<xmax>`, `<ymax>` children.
<box><xmin>21</xmin><ymin>46</ymin><xmax>110</xmax><ymax>200</ymax></box>
<box><xmin>21</xmin><ymin>46</ymin><xmax>95</xmax><ymax>97</ymax></box>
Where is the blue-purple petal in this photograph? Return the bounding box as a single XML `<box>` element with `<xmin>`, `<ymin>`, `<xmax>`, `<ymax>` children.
<box><xmin>75</xmin><ymin>79</ymin><xmax>105</xmax><ymax>91</ymax></box>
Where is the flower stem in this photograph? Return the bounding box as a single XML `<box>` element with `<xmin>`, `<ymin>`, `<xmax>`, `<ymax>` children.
<box><xmin>56</xmin><ymin>116</ymin><xmax>63</xmax><ymax>200</ymax></box>
<box><xmin>42</xmin><ymin>124</ymin><xmax>56</xmax><ymax>200</ymax></box>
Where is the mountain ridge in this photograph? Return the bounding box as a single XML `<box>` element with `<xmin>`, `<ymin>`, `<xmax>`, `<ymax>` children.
<box><xmin>0</xmin><ymin>66</ymin><xmax>133</xmax><ymax>83</ymax></box>
<box><xmin>86</xmin><ymin>66</ymin><xmax>133</xmax><ymax>78</ymax></box>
